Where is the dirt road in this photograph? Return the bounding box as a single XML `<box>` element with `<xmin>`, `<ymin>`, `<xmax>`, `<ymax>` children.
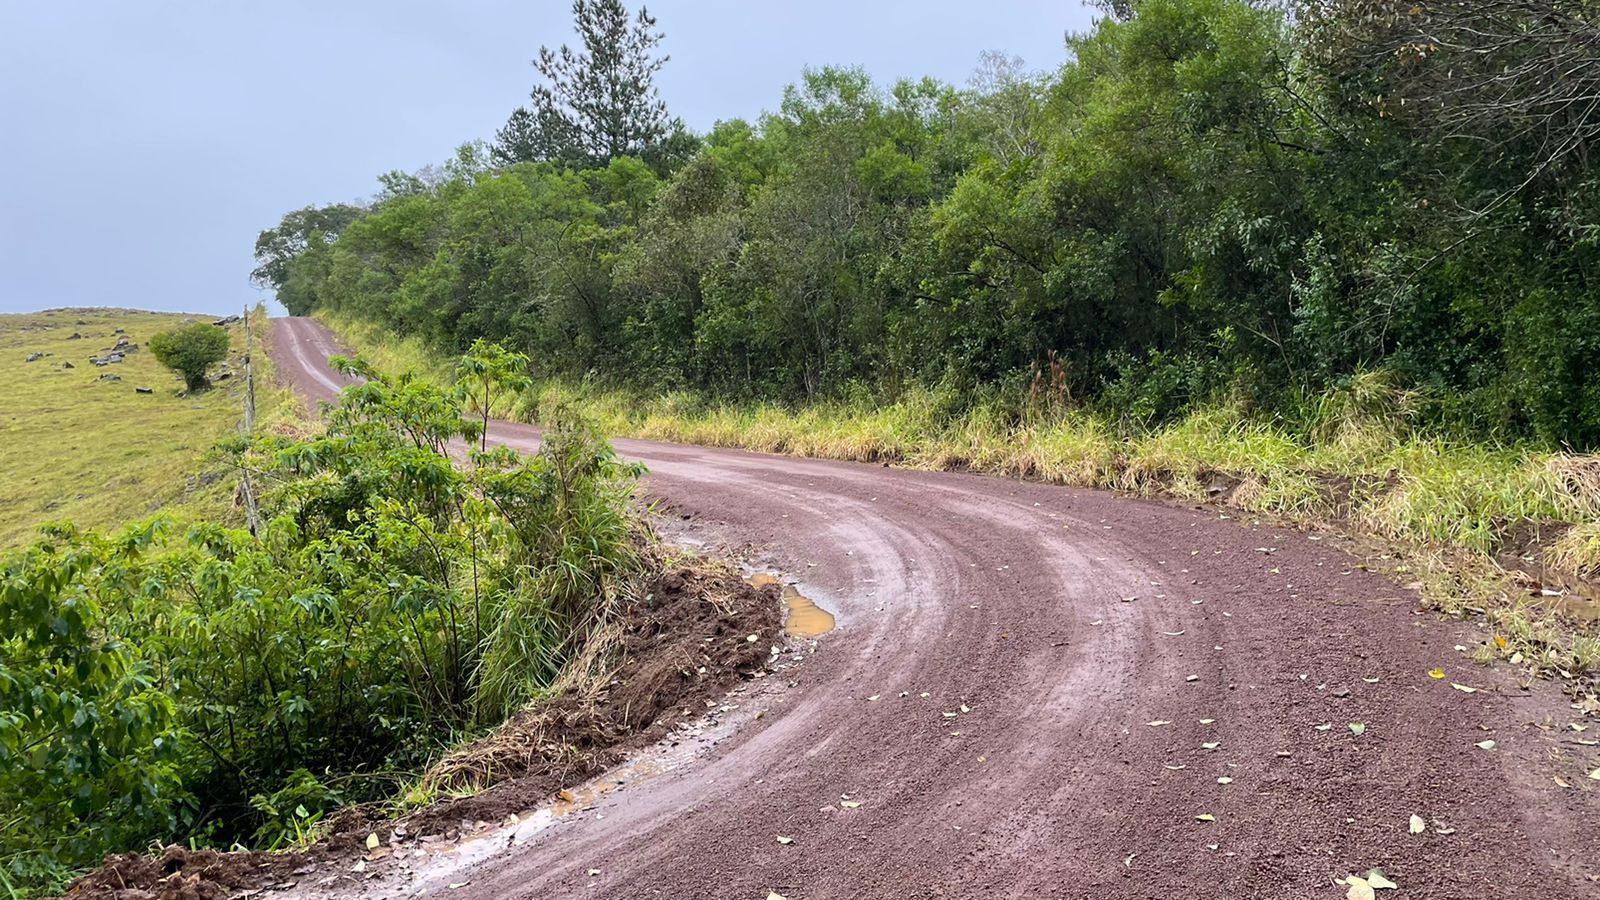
<box><xmin>270</xmin><ymin>316</ymin><xmax>1599</xmax><ymax>899</ymax></box>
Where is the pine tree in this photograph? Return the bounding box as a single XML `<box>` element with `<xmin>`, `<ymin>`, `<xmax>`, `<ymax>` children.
<box><xmin>493</xmin><ymin>0</ymin><xmax>676</xmax><ymax>168</ymax></box>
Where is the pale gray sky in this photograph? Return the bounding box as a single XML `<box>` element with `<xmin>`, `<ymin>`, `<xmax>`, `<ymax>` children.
<box><xmin>0</xmin><ymin>1</ymin><xmax>1094</xmax><ymax>316</ymax></box>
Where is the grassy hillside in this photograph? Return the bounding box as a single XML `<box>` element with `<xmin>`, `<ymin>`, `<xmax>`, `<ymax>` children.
<box><xmin>0</xmin><ymin>308</ymin><xmax>282</xmax><ymax>549</ymax></box>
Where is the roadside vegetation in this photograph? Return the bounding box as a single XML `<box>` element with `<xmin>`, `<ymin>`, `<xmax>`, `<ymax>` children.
<box><xmin>0</xmin><ymin>309</ymin><xmax>282</xmax><ymax>551</ymax></box>
<box><xmin>0</xmin><ymin>342</ymin><xmax>649</xmax><ymax>895</ymax></box>
<box><xmin>278</xmin><ymin>0</ymin><xmax>1600</xmax><ymax>671</ymax></box>
<box><xmin>325</xmin><ymin>316</ymin><xmax>1600</xmax><ymax>678</ymax></box>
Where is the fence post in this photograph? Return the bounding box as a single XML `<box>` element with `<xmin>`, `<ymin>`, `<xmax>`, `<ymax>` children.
<box><xmin>240</xmin><ymin>305</ymin><xmax>261</xmax><ymax>535</ymax></box>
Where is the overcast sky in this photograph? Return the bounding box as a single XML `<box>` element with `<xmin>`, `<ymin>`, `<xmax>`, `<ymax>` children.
<box><xmin>0</xmin><ymin>1</ymin><xmax>1096</xmax><ymax>316</ymax></box>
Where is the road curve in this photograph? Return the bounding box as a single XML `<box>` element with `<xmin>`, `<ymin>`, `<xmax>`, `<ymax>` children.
<box><xmin>269</xmin><ymin>317</ymin><xmax>1599</xmax><ymax>900</ymax></box>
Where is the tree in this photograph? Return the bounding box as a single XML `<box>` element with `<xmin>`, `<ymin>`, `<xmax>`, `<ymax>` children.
<box><xmin>150</xmin><ymin>324</ymin><xmax>231</xmax><ymax>391</ymax></box>
<box><xmin>251</xmin><ymin>205</ymin><xmax>363</xmax><ymax>290</ymax></box>
<box><xmin>455</xmin><ymin>340</ymin><xmax>532</xmax><ymax>452</ymax></box>
<box><xmin>492</xmin><ymin>0</ymin><xmax>677</xmax><ymax>168</ymax></box>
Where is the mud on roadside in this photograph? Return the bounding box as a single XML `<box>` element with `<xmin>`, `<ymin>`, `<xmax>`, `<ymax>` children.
<box><xmin>62</xmin><ymin>554</ymin><xmax>783</xmax><ymax>900</ymax></box>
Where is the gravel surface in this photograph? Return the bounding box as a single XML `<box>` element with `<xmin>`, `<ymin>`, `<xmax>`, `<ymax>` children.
<box><xmin>272</xmin><ymin>317</ymin><xmax>1600</xmax><ymax>900</ymax></box>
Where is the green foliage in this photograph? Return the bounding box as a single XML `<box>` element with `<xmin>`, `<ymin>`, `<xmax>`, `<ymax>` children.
<box><xmin>0</xmin><ymin>524</ymin><xmax>186</xmax><ymax>891</ymax></box>
<box><xmin>264</xmin><ymin>0</ymin><xmax>1600</xmax><ymax>449</ymax></box>
<box><xmin>0</xmin><ymin>351</ymin><xmax>640</xmax><ymax>893</ymax></box>
<box><xmin>492</xmin><ymin>0</ymin><xmax>683</xmax><ymax>169</ymax></box>
<box><xmin>149</xmin><ymin>323</ymin><xmax>231</xmax><ymax>392</ymax></box>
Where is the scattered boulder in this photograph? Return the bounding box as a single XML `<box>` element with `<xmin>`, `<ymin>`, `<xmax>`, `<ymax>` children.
<box><xmin>62</xmin><ymin>361</ymin><xmax>74</xmax><ymax>369</ymax></box>
<box><xmin>66</xmin><ymin>331</ymin><xmax>82</xmax><ymax>340</ymax></box>
<box><xmin>98</xmin><ymin>373</ymin><xmax>121</xmax><ymax>382</ymax></box>
<box><xmin>213</xmin><ymin>315</ymin><xmax>242</xmax><ymax>327</ymax></box>
<box><xmin>25</xmin><ymin>351</ymin><xmax>45</xmax><ymax>362</ymax></box>
<box><xmin>112</xmin><ymin>328</ymin><xmax>125</xmax><ymax>334</ymax></box>
<box><xmin>134</xmin><ymin>386</ymin><xmax>154</xmax><ymax>394</ymax></box>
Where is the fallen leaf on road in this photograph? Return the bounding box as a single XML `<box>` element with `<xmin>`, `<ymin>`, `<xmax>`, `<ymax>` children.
<box><xmin>767</xmin><ymin>893</ymin><xmax>787</xmax><ymax>900</ymax></box>
<box><xmin>1349</xmin><ymin>722</ymin><xmax>1366</xmax><ymax>736</ymax></box>
<box><xmin>1362</xmin><ymin>676</ymin><xmax>1381</xmax><ymax>683</ymax></box>
<box><xmin>1345</xmin><ymin>876</ymin><xmax>1375</xmax><ymax>900</ymax></box>
<box><xmin>747</xmin><ymin>634</ymin><xmax>759</xmax><ymax>643</ymax></box>
<box><xmin>1195</xmin><ymin>814</ymin><xmax>1215</xmax><ymax>822</ymax></box>
<box><xmin>587</xmin><ymin>868</ymin><xmax>601</xmax><ymax>876</ymax></box>
<box><xmin>960</xmin><ymin>704</ymin><xmax>971</xmax><ymax>713</ymax></box>
<box><xmin>776</xmin><ymin>836</ymin><xmax>794</xmax><ymax>845</ymax></box>
<box><xmin>1315</xmin><ymin>723</ymin><xmax>1333</xmax><ymax>731</ymax></box>
<box><xmin>1428</xmin><ymin>668</ymin><xmax>1446</xmax><ymax>679</ymax></box>
<box><xmin>1475</xmin><ymin>739</ymin><xmax>1497</xmax><ymax>751</ymax></box>
<box><xmin>1148</xmin><ymin>720</ymin><xmax>1172</xmax><ymax>727</ymax></box>
<box><xmin>1589</xmin><ymin>769</ymin><xmax>1600</xmax><ymax>781</ymax></box>
<box><xmin>1161</xmin><ymin>630</ymin><xmax>1185</xmax><ymax>636</ymax></box>
<box><xmin>841</xmin><ymin>800</ymin><xmax>861</xmax><ymax>809</ymax></box>
<box><xmin>1451</xmin><ymin>683</ymin><xmax>1478</xmax><ymax>694</ymax></box>
<box><xmin>1201</xmin><ymin>741</ymin><xmax>1220</xmax><ymax>750</ymax></box>
<box><xmin>1409</xmin><ymin>814</ymin><xmax>1425</xmax><ymax>834</ymax></box>
<box><xmin>1217</xmin><ymin>776</ymin><xmax>1233</xmax><ymax>784</ymax></box>
<box><xmin>1164</xmin><ymin>764</ymin><xmax>1187</xmax><ymax>770</ymax></box>
<box><xmin>866</xmin><ymin>695</ymin><xmax>880</xmax><ymax>702</ymax></box>
<box><xmin>1186</xmin><ymin>675</ymin><xmax>1200</xmax><ymax>682</ymax></box>
<box><xmin>1554</xmin><ymin>776</ymin><xmax>1570</xmax><ymax>788</ymax></box>
<box><xmin>1199</xmin><ymin>718</ymin><xmax>1215</xmax><ymax>724</ymax></box>
<box><xmin>365</xmin><ymin>833</ymin><xmax>379</xmax><ymax>851</ymax></box>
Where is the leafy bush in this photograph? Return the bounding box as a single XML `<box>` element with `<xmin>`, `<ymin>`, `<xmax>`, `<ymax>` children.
<box><xmin>149</xmin><ymin>323</ymin><xmax>231</xmax><ymax>391</ymax></box>
<box><xmin>0</xmin><ymin>348</ymin><xmax>641</xmax><ymax>892</ymax></box>
<box><xmin>0</xmin><ymin>523</ymin><xmax>187</xmax><ymax>893</ymax></box>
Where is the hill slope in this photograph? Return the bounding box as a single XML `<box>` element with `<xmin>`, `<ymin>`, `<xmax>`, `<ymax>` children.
<box><xmin>0</xmin><ymin>308</ymin><xmax>269</xmax><ymax>548</ymax></box>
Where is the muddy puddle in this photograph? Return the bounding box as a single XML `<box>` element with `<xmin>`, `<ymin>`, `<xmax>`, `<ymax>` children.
<box><xmin>750</xmin><ymin>573</ymin><xmax>836</xmax><ymax>637</ymax></box>
<box><xmin>1541</xmin><ymin>587</ymin><xmax>1600</xmax><ymax>622</ymax></box>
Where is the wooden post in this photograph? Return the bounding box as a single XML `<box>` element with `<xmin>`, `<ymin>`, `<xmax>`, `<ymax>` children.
<box><xmin>240</xmin><ymin>305</ymin><xmax>261</xmax><ymax>535</ymax></box>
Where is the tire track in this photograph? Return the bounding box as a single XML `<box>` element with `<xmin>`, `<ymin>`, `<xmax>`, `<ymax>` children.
<box><xmin>270</xmin><ymin>317</ymin><xmax>1599</xmax><ymax>900</ymax></box>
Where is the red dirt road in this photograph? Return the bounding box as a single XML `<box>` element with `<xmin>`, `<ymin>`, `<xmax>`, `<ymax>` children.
<box><xmin>270</xmin><ymin>317</ymin><xmax>1600</xmax><ymax>899</ymax></box>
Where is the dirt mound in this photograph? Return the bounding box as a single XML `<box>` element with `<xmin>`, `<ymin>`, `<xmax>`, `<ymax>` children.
<box><xmin>61</xmin><ymin>558</ymin><xmax>779</xmax><ymax>899</ymax></box>
<box><xmin>64</xmin><ymin>846</ymin><xmax>294</xmax><ymax>900</ymax></box>
<box><xmin>397</xmin><ymin>559</ymin><xmax>779</xmax><ymax>835</ymax></box>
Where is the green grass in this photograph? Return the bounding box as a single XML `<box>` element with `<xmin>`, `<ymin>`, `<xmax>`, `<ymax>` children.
<box><xmin>321</xmin><ymin>318</ymin><xmax>1600</xmax><ymax>676</ymax></box>
<box><xmin>317</xmin><ymin>310</ymin><xmax>454</xmax><ymax>385</ymax></box>
<box><xmin>0</xmin><ymin>308</ymin><xmax>289</xmax><ymax>550</ymax></box>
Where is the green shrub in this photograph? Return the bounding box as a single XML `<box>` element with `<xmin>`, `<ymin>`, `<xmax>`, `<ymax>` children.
<box><xmin>0</xmin><ymin>347</ymin><xmax>642</xmax><ymax>893</ymax></box>
<box><xmin>149</xmin><ymin>323</ymin><xmax>231</xmax><ymax>391</ymax></box>
<box><xmin>0</xmin><ymin>523</ymin><xmax>187</xmax><ymax>892</ymax></box>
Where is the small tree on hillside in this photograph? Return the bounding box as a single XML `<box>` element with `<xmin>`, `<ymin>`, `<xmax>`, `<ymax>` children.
<box><xmin>150</xmin><ymin>324</ymin><xmax>231</xmax><ymax>391</ymax></box>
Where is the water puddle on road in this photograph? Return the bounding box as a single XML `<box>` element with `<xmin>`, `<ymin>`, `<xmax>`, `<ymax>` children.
<box><xmin>1549</xmin><ymin>591</ymin><xmax>1600</xmax><ymax>622</ymax></box>
<box><xmin>1531</xmin><ymin>572</ymin><xmax>1600</xmax><ymax>622</ymax></box>
<box><xmin>750</xmin><ymin>573</ymin><xmax>836</xmax><ymax>637</ymax></box>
